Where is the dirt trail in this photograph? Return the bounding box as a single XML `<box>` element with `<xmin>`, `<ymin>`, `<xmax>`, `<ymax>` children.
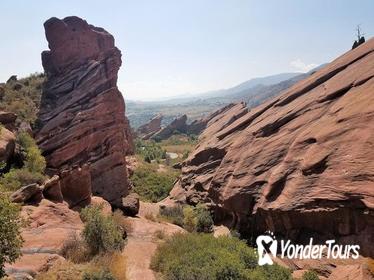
<box><xmin>123</xmin><ymin>202</ymin><xmax>184</xmax><ymax>280</ymax></box>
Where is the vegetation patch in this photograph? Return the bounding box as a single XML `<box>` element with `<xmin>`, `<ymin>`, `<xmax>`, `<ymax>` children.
<box><xmin>151</xmin><ymin>233</ymin><xmax>291</xmax><ymax>280</ymax></box>
<box><xmin>80</xmin><ymin>205</ymin><xmax>125</xmax><ymax>255</ymax></box>
<box><xmin>0</xmin><ymin>132</ymin><xmax>46</xmax><ymax>192</ymax></box>
<box><xmin>0</xmin><ymin>73</ymin><xmax>44</xmax><ymax>125</ymax></box>
<box><xmin>0</xmin><ymin>194</ymin><xmax>23</xmax><ymax>278</ymax></box>
<box><xmin>301</xmin><ymin>270</ymin><xmax>319</xmax><ymax>280</ymax></box>
<box><xmin>131</xmin><ymin>162</ymin><xmax>180</xmax><ymax>203</ymax></box>
<box><xmin>36</xmin><ymin>252</ymin><xmax>127</xmax><ymax>280</ymax></box>
<box><xmin>159</xmin><ymin>204</ymin><xmax>214</xmax><ymax>233</ymax></box>
<box><xmin>135</xmin><ymin>139</ymin><xmax>166</xmax><ymax>163</ymax></box>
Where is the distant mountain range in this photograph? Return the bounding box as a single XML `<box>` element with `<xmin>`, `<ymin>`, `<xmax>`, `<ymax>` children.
<box><xmin>127</xmin><ymin>66</ymin><xmax>325</xmax><ymax>128</ymax></box>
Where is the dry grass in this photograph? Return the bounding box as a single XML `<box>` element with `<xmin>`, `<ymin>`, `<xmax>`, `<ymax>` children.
<box><xmin>37</xmin><ymin>253</ymin><xmax>127</xmax><ymax>280</ymax></box>
<box><xmin>36</xmin><ymin>260</ymin><xmax>96</xmax><ymax>280</ymax></box>
<box><xmin>144</xmin><ymin>212</ymin><xmax>157</xmax><ymax>222</ymax></box>
<box><xmin>113</xmin><ymin>210</ymin><xmax>133</xmax><ymax>234</ymax></box>
<box><xmin>92</xmin><ymin>252</ymin><xmax>127</xmax><ymax>280</ymax></box>
<box><xmin>60</xmin><ymin>233</ymin><xmax>91</xmax><ymax>263</ymax></box>
<box><xmin>154</xmin><ymin>230</ymin><xmax>166</xmax><ymax>240</ymax></box>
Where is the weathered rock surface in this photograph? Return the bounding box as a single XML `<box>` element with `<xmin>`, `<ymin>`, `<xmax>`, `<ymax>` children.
<box><xmin>121</xmin><ymin>193</ymin><xmax>140</xmax><ymax>216</ymax></box>
<box><xmin>170</xmin><ymin>39</ymin><xmax>374</xmax><ymax>257</ymax></box>
<box><xmin>123</xmin><ymin>202</ymin><xmax>185</xmax><ymax>280</ymax></box>
<box><xmin>36</xmin><ymin>16</ymin><xmax>132</xmax><ymax>207</ymax></box>
<box><xmin>0</xmin><ymin>125</ymin><xmax>15</xmax><ymax>163</ymax></box>
<box><xmin>10</xmin><ymin>184</ymin><xmax>43</xmax><ymax>204</ymax></box>
<box><xmin>151</xmin><ymin>114</ymin><xmax>187</xmax><ymax>140</ymax></box>
<box><xmin>5</xmin><ymin>199</ymin><xmax>83</xmax><ymax>278</ymax></box>
<box><xmin>90</xmin><ymin>195</ymin><xmax>112</xmax><ymax>216</ymax></box>
<box><xmin>59</xmin><ymin>164</ymin><xmax>92</xmax><ymax>209</ymax></box>
<box><xmin>41</xmin><ymin>175</ymin><xmax>63</xmax><ymax>203</ymax></box>
<box><xmin>137</xmin><ymin>114</ymin><xmax>163</xmax><ymax>139</ymax></box>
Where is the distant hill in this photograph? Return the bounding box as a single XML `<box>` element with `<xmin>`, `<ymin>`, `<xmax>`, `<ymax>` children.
<box><xmin>127</xmin><ymin>69</ymin><xmax>324</xmax><ymax>128</ymax></box>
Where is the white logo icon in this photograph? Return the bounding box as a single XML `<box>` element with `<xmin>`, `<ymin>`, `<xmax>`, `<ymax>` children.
<box><xmin>256</xmin><ymin>232</ymin><xmax>278</xmax><ymax>266</ymax></box>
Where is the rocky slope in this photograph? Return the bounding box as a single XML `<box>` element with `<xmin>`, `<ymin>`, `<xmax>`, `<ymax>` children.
<box><xmin>169</xmin><ymin>38</ymin><xmax>374</xmax><ymax>257</ymax></box>
<box><xmin>137</xmin><ymin>114</ymin><xmax>162</xmax><ymax>140</ymax></box>
<box><xmin>35</xmin><ymin>17</ymin><xmax>133</xmax><ymax>208</ymax></box>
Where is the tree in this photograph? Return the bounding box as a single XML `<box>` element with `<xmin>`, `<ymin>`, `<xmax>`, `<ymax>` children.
<box><xmin>0</xmin><ymin>195</ymin><xmax>23</xmax><ymax>277</ymax></box>
<box><xmin>352</xmin><ymin>25</ymin><xmax>366</xmax><ymax>49</ymax></box>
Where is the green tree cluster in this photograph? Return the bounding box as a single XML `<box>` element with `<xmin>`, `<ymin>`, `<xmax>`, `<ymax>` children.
<box><xmin>0</xmin><ymin>194</ymin><xmax>23</xmax><ymax>277</ymax></box>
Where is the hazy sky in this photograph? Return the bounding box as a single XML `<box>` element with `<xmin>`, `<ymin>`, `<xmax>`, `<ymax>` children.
<box><xmin>1</xmin><ymin>1</ymin><xmax>373</xmax><ymax>101</ymax></box>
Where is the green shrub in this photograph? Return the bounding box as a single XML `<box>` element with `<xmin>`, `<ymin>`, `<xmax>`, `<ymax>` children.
<box><xmin>0</xmin><ymin>194</ymin><xmax>23</xmax><ymax>277</ymax></box>
<box><xmin>135</xmin><ymin>139</ymin><xmax>166</xmax><ymax>162</ymax></box>
<box><xmin>195</xmin><ymin>205</ymin><xmax>214</xmax><ymax>233</ymax></box>
<box><xmin>131</xmin><ymin>164</ymin><xmax>179</xmax><ymax>202</ymax></box>
<box><xmin>17</xmin><ymin>132</ymin><xmax>46</xmax><ymax>173</ymax></box>
<box><xmin>159</xmin><ymin>205</ymin><xmax>184</xmax><ymax>227</ymax></box>
<box><xmin>182</xmin><ymin>206</ymin><xmax>197</xmax><ymax>232</ymax></box>
<box><xmin>80</xmin><ymin>206</ymin><xmax>125</xmax><ymax>255</ymax></box>
<box><xmin>302</xmin><ymin>270</ymin><xmax>319</xmax><ymax>280</ymax></box>
<box><xmin>0</xmin><ymin>73</ymin><xmax>44</xmax><ymax>125</ymax></box>
<box><xmin>82</xmin><ymin>270</ymin><xmax>115</xmax><ymax>280</ymax></box>
<box><xmin>0</xmin><ymin>133</ymin><xmax>46</xmax><ymax>192</ymax></box>
<box><xmin>0</xmin><ymin>168</ymin><xmax>45</xmax><ymax>191</ymax></box>
<box><xmin>151</xmin><ymin>233</ymin><xmax>291</xmax><ymax>280</ymax></box>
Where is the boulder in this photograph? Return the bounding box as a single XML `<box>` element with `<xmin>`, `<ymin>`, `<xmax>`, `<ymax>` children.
<box><xmin>41</xmin><ymin>175</ymin><xmax>63</xmax><ymax>203</ymax></box>
<box><xmin>0</xmin><ymin>126</ymin><xmax>15</xmax><ymax>163</ymax></box>
<box><xmin>60</xmin><ymin>165</ymin><xmax>91</xmax><ymax>209</ymax></box>
<box><xmin>90</xmin><ymin>196</ymin><xmax>112</xmax><ymax>216</ymax></box>
<box><xmin>0</xmin><ymin>111</ymin><xmax>17</xmax><ymax>126</ymax></box>
<box><xmin>35</xmin><ymin>16</ymin><xmax>132</xmax><ymax>208</ymax></box>
<box><xmin>10</xmin><ymin>184</ymin><xmax>43</xmax><ymax>204</ymax></box>
<box><xmin>169</xmin><ymin>38</ymin><xmax>374</xmax><ymax>257</ymax></box>
<box><xmin>121</xmin><ymin>193</ymin><xmax>140</xmax><ymax>216</ymax></box>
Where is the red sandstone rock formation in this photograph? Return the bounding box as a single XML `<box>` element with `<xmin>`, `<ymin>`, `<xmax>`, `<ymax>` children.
<box><xmin>137</xmin><ymin>114</ymin><xmax>163</xmax><ymax>140</ymax></box>
<box><xmin>170</xmin><ymin>39</ymin><xmax>374</xmax><ymax>257</ymax></box>
<box><xmin>36</xmin><ymin>16</ymin><xmax>132</xmax><ymax>208</ymax></box>
<box><xmin>151</xmin><ymin>114</ymin><xmax>187</xmax><ymax>140</ymax></box>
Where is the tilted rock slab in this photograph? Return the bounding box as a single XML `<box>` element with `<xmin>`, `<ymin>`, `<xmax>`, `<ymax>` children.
<box><xmin>36</xmin><ymin>16</ymin><xmax>132</xmax><ymax>207</ymax></box>
<box><xmin>170</xmin><ymin>39</ymin><xmax>374</xmax><ymax>257</ymax></box>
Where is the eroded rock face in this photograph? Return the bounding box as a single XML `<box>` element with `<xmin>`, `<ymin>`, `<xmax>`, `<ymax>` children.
<box><xmin>151</xmin><ymin>114</ymin><xmax>187</xmax><ymax>140</ymax></box>
<box><xmin>137</xmin><ymin>114</ymin><xmax>163</xmax><ymax>139</ymax></box>
<box><xmin>36</xmin><ymin>16</ymin><xmax>132</xmax><ymax>207</ymax></box>
<box><xmin>170</xmin><ymin>39</ymin><xmax>374</xmax><ymax>257</ymax></box>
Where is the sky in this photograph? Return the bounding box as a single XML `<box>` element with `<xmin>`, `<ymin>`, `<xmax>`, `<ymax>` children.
<box><xmin>1</xmin><ymin>1</ymin><xmax>373</xmax><ymax>101</ymax></box>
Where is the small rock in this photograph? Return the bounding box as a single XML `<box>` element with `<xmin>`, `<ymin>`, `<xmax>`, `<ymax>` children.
<box><xmin>121</xmin><ymin>193</ymin><xmax>140</xmax><ymax>216</ymax></box>
<box><xmin>0</xmin><ymin>111</ymin><xmax>17</xmax><ymax>125</ymax></box>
